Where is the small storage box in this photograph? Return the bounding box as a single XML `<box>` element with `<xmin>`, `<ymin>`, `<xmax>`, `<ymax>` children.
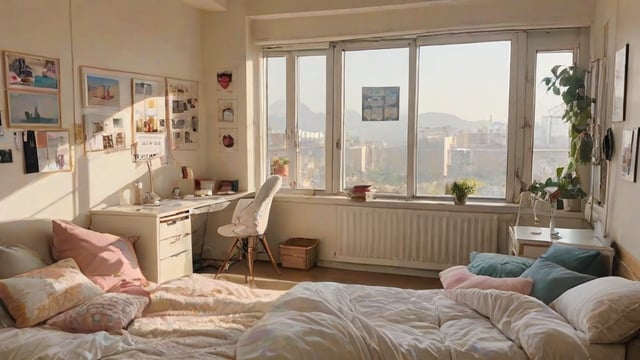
<box><xmin>280</xmin><ymin>238</ymin><xmax>319</xmax><ymax>270</ymax></box>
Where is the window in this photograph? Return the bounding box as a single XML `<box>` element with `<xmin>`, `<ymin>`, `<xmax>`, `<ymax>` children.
<box><xmin>263</xmin><ymin>29</ymin><xmax>587</xmax><ymax>202</ymax></box>
<box><xmin>266</xmin><ymin>54</ymin><xmax>327</xmax><ymax>190</ymax></box>
<box><xmin>343</xmin><ymin>47</ymin><xmax>408</xmax><ymax>194</ymax></box>
<box><xmin>416</xmin><ymin>41</ymin><xmax>511</xmax><ymax>198</ymax></box>
<box><xmin>532</xmin><ymin>51</ymin><xmax>573</xmax><ymax>181</ymax></box>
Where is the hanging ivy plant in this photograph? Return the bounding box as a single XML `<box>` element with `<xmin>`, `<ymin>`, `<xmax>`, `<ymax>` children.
<box><xmin>541</xmin><ymin>65</ymin><xmax>594</xmax><ymax>172</ymax></box>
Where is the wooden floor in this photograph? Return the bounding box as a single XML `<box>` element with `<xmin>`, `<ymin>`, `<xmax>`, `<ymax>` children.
<box><xmin>197</xmin><ymin>260</ymin><xmax>443</xmax><ymax>290</ymax></box>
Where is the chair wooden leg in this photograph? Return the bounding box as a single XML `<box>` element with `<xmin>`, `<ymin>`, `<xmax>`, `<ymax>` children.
<box><xmin>247</xmin><ymin>236</ymin><xmax>257</xmax><ymax>281</ymax></box>
<box><xmin>216</xmin><ymin>238</ymin><xmax>241</xmax><ymax>278</ymax></box>
<box><xmin>259</xmin><ymin>234</ymin><xmax>282</xmax><ymax>275</ymax></box>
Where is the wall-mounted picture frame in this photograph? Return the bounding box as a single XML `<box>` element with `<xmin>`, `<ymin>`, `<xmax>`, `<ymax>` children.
<box><xmin>83</xmin><ymin>73</ymin><xmax>121</xmax><ymax>108</ymax></box>
<box><xmin>217</xmin><ymin>99</ymin><xmax>236</xmax><ymax>122</ymax></box>
<box><xmin>612</xmin><ymin>44</ymin><xmax>629</xmax><ymax>123</ymax></box>
<box><xmin>83</xmin><ymin>109</ymin><xmax>132</xmax><ymax>153</ymax></box>
<box><xmin>219</xmin><ymin>127</ymin><xmax>238</xmax><ymax>152</ymax></box>
<box><xmin>620</xmin><ymin>127</ymin><xmax>638</xmax><ymax>182</ymax></box>
<box><xmin>167</xmin><ymin>78</ymin><xmax>199</xmax><ymax>150</ymax></box>
<box><xmin>22</xmin><ymin>130</ymin><xmax>72</xmax><ymax>173</ymax></box>
<box><xmin>8</xmin><ymin>91</ymin><xmax>60</xmax><ymax>128</ymax></box>
<box><xmin>216</xmin><ymin>69</ymin><xmax>234</xmax><ymax>96</ymax></box>
<box><xmin>132</xmin><ymin>78</ymin><xmax>165</xmax><ymax>133</ymax></box>
<box><xmin>4</xmin><ymin>51</ymin><xmax>59</xmax><ymax>91</ymax></box>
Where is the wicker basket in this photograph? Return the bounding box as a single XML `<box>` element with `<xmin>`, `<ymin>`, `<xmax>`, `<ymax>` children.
<box><xmin>279</xmin><ymin>238</ymin><xmax>319</xmax><ymax>270</ymax></box>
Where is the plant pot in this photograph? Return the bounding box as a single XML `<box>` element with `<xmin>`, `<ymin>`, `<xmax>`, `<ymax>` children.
<box><xmin>454</xmin><ymin>194</ymin><xmax>467</xmax><ymax>205</ymax></box>
<box><xmin>562</xmin><ymin>198</ymin><xmax>582</xmax><ymax>212</ymax></box>
<box><xmin>272</xmin><ymin>164</ymin><xmax>288</xmax><ymax>177</ymax></box>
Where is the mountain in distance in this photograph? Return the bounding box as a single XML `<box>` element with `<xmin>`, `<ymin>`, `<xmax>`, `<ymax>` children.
<box><xmin>268</xmin><ymin>100</ymin><xmax>496</xmax><ymax>144</ymax></box>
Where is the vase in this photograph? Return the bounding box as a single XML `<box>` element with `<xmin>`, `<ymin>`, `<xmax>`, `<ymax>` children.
<box><xmin>454</xmin><ymin>194</ymin><xmax>467</xmax><ymax>205</ymax></box>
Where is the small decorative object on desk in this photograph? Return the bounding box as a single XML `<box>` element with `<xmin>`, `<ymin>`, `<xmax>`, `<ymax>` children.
<box><xmin>445</xmin><ymin>179</ymin><xmax>477</xmax><ymax>205</ymax></box>
<box><xmin>349</xmin><ymin>184</ymin><xmax>374</xmax><ymax>201</ymax></box>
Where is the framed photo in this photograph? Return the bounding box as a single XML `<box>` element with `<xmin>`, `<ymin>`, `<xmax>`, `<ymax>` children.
<box><xmin>217</xmin><ymin>99</ymin><xmax>236</xmax><ymax>122</ymax></box>
<box><xmin>4</xmin><ymin>51</ymin><xmax>59</xmax><ymax>91</ymax></box>
<box><xmin>83</xmin><ymin>73</ymin><xmax>121</xmax><ymax>108</ymax></box>
<box><xmin>32</xmin><ymin>130</ymin><xmax>72</xmax><ymax>173</ymax></box>
<box><xmin>620</xmin><ymin>128</ymin><xmax>639</xmax><ymax>182</ymax></box>
<box><xmin>83</xmin><ymin>110</ymin><xmax>132</xmax><ymax>153</ymax></box>
<box><xmin>8</xmin><ymin>91</ymin><xmax>60</xmax><ymax>128</ymax></box>
<box><xmin>167</xmin><ymin>78</ymin><xmax>199</xmax><ymax>150</ymax></box>
<box><xmin>219</xmin><ymin>127</ymin><xmax>238</xmax><ymax>152</ymax></box>
<box><xmin>612</xmin><ymin>44</ymin><xmax>629</xmax><ymax>122</ymax></box>
<box><xmin>132</xmin><ymin>78</ymin><xmax>165</xmax><ymax>133</ymax></box>
<box><xmin>216</xmin><ymin>69</ymin><xmax>234</xmax><ymax>96</ymax></box>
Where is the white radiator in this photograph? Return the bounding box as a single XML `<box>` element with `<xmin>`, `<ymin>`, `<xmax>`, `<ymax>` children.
<box><xmin>336</xmin><ymin>206</ymin><xmax>505</xmax><ymax>270</ymax></box>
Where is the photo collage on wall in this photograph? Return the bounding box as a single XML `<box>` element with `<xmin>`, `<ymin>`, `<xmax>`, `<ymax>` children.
<box><xmin>167</xmin><ymin>78</ymin><xmax>199</xmax><ymax>150</ymax></box>
<box><xmin>81</xmin><ymin>66</ymin><xmax>134</xmax><ymax>155</ymax></box>
<box><xmin>216</xmin><ymin>69</ymin><xmax>238</xmax><ymax>152</ymax></box>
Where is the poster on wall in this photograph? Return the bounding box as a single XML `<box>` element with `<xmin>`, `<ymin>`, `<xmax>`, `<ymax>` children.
<box><xmin>611</xmin><ymin>44</ymin><xmax>629</xmax><ymax>123</ymax></box>
<box><xmin>620</xmin><ymin>128</ymin><xmax>639</xmax><ymax>182</ymax></box>
<box><xmin>133</xmin><ymin>78</ymin><xmax>165</xmax><ymax>133</ymax></box>
<box><xmin>133</xmin><ymin>133</ymin><xmax>165</xmax><ymax>162</ymax></box>
<box><xmin>167</xmin><ymin>78</ymin><xmax>199</xmax><ymax>150</ymax></box>
<box><xmin>8</xmin><ymin>91</ymin><xmax>60</xmax><ymax>128</ymax></box>
<box><xmin>217</xmin><ymin>99</ymin><xmax>236</xmax><ymax>122</ymax></box>
<box><xmin>84</xmin><ymin>74</ymin><xmax>121</xmax><ymax>108</ymax></box>
<box><xmin>4</xmin><ymin>51</ymin><xmax>59</xmax><ymax>91</ymax></box>
<box><xmin>22</xmin><ymin>130</ymin><xmax>72</xmax><ymax>173</ymax></box>
<box><xmin>361</xmin><ymin>86</ymin><xmax>399</xmax><ymax>121</ymax></box>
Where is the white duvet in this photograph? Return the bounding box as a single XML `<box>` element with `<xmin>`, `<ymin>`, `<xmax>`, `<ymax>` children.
<box><xmin>237</xmin><ymin>282</ymin><xmax>624</xmax><ymax>360</ymax></box>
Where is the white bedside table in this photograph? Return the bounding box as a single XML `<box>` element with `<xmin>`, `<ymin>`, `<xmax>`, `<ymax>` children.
<box><xmin>509</xmin><ymin>225</ymin><xmax>614</xmax><ymax>274</ymax></box>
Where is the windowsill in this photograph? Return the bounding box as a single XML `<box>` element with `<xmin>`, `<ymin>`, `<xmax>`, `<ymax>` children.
<box><xmin>273</xmin><ymin>193</ymin><xmax>587</xmax><ymax>219</ymax></box>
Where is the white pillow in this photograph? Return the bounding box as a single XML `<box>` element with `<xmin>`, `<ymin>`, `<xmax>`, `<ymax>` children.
<box><xmin>0</xmin><ymin>245</ymin><xmax>47</xmax><ymax>279</ymax></box>
<box><xmin>551</xmin><ymin>276</ymin><xmax>640</xmax><ymax>343</ymax></box>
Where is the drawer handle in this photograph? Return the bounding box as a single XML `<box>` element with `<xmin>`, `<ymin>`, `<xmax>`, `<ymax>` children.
<box><xmin>169</xmin><ymin>235</ymin><xmax>182</xmax><ymax>244</ymax></box>
<box><xmin>171</xmin><ymin>250</ymin><xmax>188</xmax><ymax>258</ymax></box>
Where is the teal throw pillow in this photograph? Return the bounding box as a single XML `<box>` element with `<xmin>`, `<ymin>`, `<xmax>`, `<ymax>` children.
<box><xmin>468</xmin><ymin>252</ymin><xmax>534</xmax><ymax>278</ymax></box>
<box><xmin>540</xmin><ymin>243</ymin><xmax>607</xmax><ymax>277</ymax></box>
<box><xmin>520</xmin><ymin>258</ymin><xmax>596</xmax><ymax>304</ymax></box>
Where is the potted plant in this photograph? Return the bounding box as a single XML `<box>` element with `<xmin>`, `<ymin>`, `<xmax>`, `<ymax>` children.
<box><xmin>271</xmin><ymin>156</ymin><xmax>289</xmax><ymax>177</ymax></box>
<box><xmin>541</xmin><ymin>65</ymin><xmax>594</xmax><ymax>172</ymax></box>
<box><xmin>528</xmin><ymin>167</ymin><xmax>586</xmax><ymax>212</ymax></box>
<box><xmin>446</xmin><ymin>179</ymin><xmax>477</xmax><ymax>205</ymax></box>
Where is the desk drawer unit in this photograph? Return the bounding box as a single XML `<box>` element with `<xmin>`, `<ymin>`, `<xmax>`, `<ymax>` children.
<box><xmin>91</xmin><ymin>209</ymin><xmax>194</xmax><ymax>284</ymax></box>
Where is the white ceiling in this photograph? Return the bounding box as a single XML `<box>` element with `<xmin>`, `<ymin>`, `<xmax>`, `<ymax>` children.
<box><xmin>181</xmin><ymin>0</ymin><xmax>228</xmax><ymax>12</ymax></box>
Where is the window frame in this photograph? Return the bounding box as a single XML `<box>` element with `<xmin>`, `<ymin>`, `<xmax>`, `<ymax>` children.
<box><xmin>261</xmin><ymin>28</ymin><xmax>589</xmax><ymax>203</ymax></box>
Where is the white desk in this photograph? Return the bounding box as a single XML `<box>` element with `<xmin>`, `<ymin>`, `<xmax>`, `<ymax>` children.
<box><xmin>90</xmin><ymin>193</ymin><xmax>249</xmax><ymax>283</ymax></box>
<box><xmin>509</xmin><ymin>225</ymin><xmax>614</xmax><ymax>274</ymax></box>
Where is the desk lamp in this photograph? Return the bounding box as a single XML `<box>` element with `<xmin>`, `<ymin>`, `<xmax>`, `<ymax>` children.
<box><xmin>144</xmin><ymin>158</ymin><xmax>162</xmax><ymax>204</ymax></box>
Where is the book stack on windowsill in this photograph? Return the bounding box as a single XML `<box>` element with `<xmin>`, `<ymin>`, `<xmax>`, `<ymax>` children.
<box><xmin>349</xmin><ymin>184</ymin><xmax>375</xmax><ymax>202</ymax></box>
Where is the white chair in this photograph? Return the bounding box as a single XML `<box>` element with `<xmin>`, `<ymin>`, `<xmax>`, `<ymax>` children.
<box><xmin>216</xmin><ymin>175</ymin><xmax>282</xmax><ymax>280</ymax></box>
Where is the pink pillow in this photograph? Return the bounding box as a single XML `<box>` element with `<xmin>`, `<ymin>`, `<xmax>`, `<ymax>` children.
<box><xmin>46</xmin><ymin>292</ymin><xmax>149</xmax><ymax>333</ymax></box>
<box><xmin>456</xmin><ymin>275</ymin><xmax>533</xmax><ymax>295</ymax></box>
<box><xmin>439</xmin><ymin>265</ymin><xmax>475</xmax><ymax>289</ymax></box>
<box><xmin>51</xmin><ymin>220</ymin><xmax>148</xmax><ymax>291</ymax></box>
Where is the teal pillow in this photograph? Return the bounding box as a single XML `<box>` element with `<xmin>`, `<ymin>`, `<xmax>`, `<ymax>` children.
<box><xmin>468</xmin><ymin>252</ymin><xmax>534</xmax><ymax>278</ymax></box>
<box><xmin>520</xmin><ymin>258</ymin><xmax>595</xmax><ymax>304</ymax></box>
<box><xmin>540</xmin><ymin>243</ymin><xmax>606</xmax><ymax>277</ymax></box>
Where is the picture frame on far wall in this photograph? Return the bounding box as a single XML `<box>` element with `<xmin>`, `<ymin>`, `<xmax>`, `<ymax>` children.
<box><xmin>612</xmin><ymin>44</ymin><xmax>629</xmax><ymax>122</ymax></box>
<box><xmin>7</xmin><ymin>91</ymin><xmax>60</xmax><ymax>128</ymax></box>
<box><xmin>3</xmin><ymin>51</ymin><xmax>59</xmax><ymax>91</ymax></box>
<box><xmin>83</xmin><ymin>73</ymin><xmax>121</xmax><ymax>108</ymax></box>
<box><xmin>620</xmin><ymin>127</ymin><xmax>639</xmax><ymax>182</ymax></box>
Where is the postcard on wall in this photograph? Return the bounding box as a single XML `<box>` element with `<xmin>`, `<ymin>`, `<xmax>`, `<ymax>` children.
<box><xmin>132</xmin><ymin>132</ymin><xmax>165</xmax><ymax>162</ymax></box>
<box><xmin>216</xmin><ymin>69</ymin><xmax>234</xmax><ymax>96</ymax></box>
<box><xmin>84</xmin><ymin>74</ymin><xmax>121</xmax><ymax>108</ymax></box>
<box><xmin>8</xmin><ymin>91</ymin><xmax>60</xmax><ymax>128</ymax></box>
<box><xmin>4</xmin><ymin>51</ymin><xmax>59</xmax><ymax>91</ymax></box>
<box><xmin>217</xmin><ymin>99</ymin><xmax>236</xmax><ymax>122</ymax></box>
<box><xmin>218</xmin><ymin>127</ymin><xmax>238</xmax><ymax>152</ymax></box>
<box><xmin>167</xmin><ymin>78</ymin><xmax>199</xmax><ymax>150</ymax></box>
<box><xmin>620</xmin><ymin>128</ymin><xmax>639</xmax><ymax>182</ymax></box>
<box><xmin>34</xmin><ymin>130</ymin><xmax>71</xmax><ymax>172</ymax></box>
<box><xmin>83</xmin><ymin>110</ymin><xmax>132</xmax><ymax>153</ymax></box>
<box><xmin>133</xmin><ymin>78</ymin><xmax>166</xmax><ymax>133</ymax></box>
<box><xmin>362</xmin><ymin>87</ymin><xmax>399</xmax><ymax>121</ymax></box>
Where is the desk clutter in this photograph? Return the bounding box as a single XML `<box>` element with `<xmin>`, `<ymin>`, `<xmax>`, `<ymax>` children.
<box><xmin>176</xmin><ymin>178</ymin><xmax>239</xmax><ymax>198</ymax></box>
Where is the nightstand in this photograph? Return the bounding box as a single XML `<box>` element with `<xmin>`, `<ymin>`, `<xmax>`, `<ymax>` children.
<box><xmin>509</xmin><ymin>225</ymin><xmax>614</xmax><ymax>274</ymax></box>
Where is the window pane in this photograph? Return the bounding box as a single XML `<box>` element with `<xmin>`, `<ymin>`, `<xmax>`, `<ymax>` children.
<box><xmin>532</xmin><ymin>52</ymin><xmax>573</xmax><ymax>181</ymax></box>
<box><xmin>297</xmin><ymin>56</ymin><xmax>326</xmax><ymax>189</ymax></box>
<box><xmin>343</xmin><ymin>48</ymin><xmax>409</xmax><ymax>194</ymax></box>
<box><xmin>416</xmin><ymin>41</ymin><xmax>511</xmax><ymax>198</ymax></box>
<box><xmin>266</xmin><ymin>57</ymin><xmax>290</xmax><ymax>186</ymax></box>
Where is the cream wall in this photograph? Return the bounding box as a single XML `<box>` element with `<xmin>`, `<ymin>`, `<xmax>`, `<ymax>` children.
<box><xmin>592</xmin><ymin>0</ymin><xmax>640</xmax><ymax>261</ymax></box>
<box><xmin>0</xmin><ymin>0</ymin><xmax>205</xmax><ymax>225</ymax></box>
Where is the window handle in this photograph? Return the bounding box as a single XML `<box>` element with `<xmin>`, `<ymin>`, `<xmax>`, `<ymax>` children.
<box><xmin>335</xmin><ymin>137</ymin><xmax>341</xmax><ymax>150</ymax></box>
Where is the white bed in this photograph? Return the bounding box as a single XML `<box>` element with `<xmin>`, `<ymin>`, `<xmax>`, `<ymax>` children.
<box><xmin>2</xmin><ymin>219</ymin><xmax>640</xmax><ymax>359</ymax></box>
